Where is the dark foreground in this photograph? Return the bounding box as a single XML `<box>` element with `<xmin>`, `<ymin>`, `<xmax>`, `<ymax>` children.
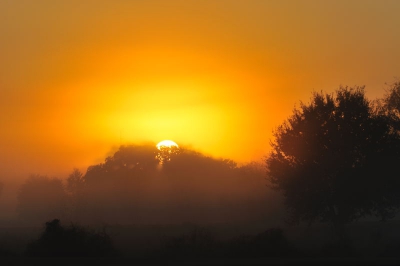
<box><xmin>2</xmin><ymin>220</ymin><xmax>400</xmax><ymax>266</ymax></box>
<box><xmin>2</xmin><ymin>257</ymin><xmax>400</xmax><ymax>266</ymax></box>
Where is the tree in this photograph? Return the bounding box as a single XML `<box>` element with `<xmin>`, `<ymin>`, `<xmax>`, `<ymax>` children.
<box><xmin>378</xmin><ymin>81</ymin><xmax>400</xmax><ymax>132</ymax></box>
<box><xmin>84</xmin><ymin>144</ymin><xmax>159</xmax><ymax>184</ymax></box>
<box><xmin>382</xmin><ymin>81</ymin><xmax>400</xmax><ymax>115</ymax></box>
<box><xmin>157</xmin><ymin>145</ymin><xmax>181</xmax><ymax>164</ymax></box>
<box><xmin>66</xmin><ymin>169</ymin><xmax>86</xmax><ymax>222</ymax></box>
<box><xmin>66</xmin><ymin>168</ymin><xmax>85</xmax><ymax>195</ymax></box>
<box><xmin>25</xmin><ymin>219</ymin><xmax>116</xmax><ymax>257</ymax></box>
<box><xmin>266</xmin><ymin>86</ymin><xmax>400</xmax><ymax>234</ymax></box>
<box><xmin>82</xmin><ymin>144</ymin><xmax>160</xmax><ymax>223</ymax></box>
<box><xmin>17</xmin><ymin>175</ymin><xmax>67</xmax><ymax>224</ymax></box>
<box><xmin>79</xmin><ymin>144</ymin><xmax>274</xmax><ymax>224</ymax></box>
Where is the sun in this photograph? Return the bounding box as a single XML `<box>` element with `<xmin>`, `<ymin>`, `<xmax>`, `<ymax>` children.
<box><xmin>156</xmin><ymin>140</ymin><xmax>179</xmax><ymax>150</ymax></box>
<box><xmin>156</xmin><ymin>140</ymin><xmax>179</xmax><ymax>164</ymax></box>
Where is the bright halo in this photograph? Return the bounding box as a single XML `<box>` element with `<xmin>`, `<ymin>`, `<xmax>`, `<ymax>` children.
<box><xmin>156</xmin><ymin>140</ymin><xmax>179</xmax><ymax>150</ymax></box>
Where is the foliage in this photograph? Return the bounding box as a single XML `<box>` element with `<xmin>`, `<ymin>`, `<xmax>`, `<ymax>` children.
<box><xmin>382</xmin><ymin>81</ymin><xmax>400</xmax><ymax>114</ymax></box>
<box><xmin>378</xmin><ymin>81</ymin><xmax>400</xmax><ymax>132</ymax></box>
<box><xmin>157</xmin><ymin>145</ymin><xmax>181</xmax><ymax>164</ymax></box>
<box><xmin>84</xmin><ymin>144</ymin><xmax>159</xmax><ymax>184</ymax></box>
<box><xmin>66</xmin><ymin>168</ymin><xmax>86</xmax><ymax>222</ymax></box>
<box><xmin>25</xmin><ymin>219</ymin><xmax>116</xmax><ymax>257</ymax></box>
<box><xmin>66</xmin><ymin>168</ymin><xmax>85</xmax><ymax>195</ymax></box>
<box><xmin>81</xmin><ymin>145</ymin><xmax>161</xmax><ymax>223</ymax></box>
<box><xmin>73</xmin><ymin>144</ymin><xmax>273</xmax><ymax>224</ymax></box>
<box><xmin>266</xmin><ymin>86</ymin><xmax>400</xmax><ymax>228</ymax></box>
<box><xmin>162</xmin><ymin>148</ymin><xmax>237</xmax><ymax>180</ymax></box>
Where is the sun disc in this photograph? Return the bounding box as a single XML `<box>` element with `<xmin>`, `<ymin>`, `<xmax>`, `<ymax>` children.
<box><xmin>156</xmin><ymin>140</ymin><xmax>178</xmax><ymax>150</ymax></box>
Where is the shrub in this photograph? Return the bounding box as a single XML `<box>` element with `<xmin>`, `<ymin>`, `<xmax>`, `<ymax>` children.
<box><xmin>25</xmin><ymin>219</ymin><xmax>117</xmax><ymax>257</ymax></box>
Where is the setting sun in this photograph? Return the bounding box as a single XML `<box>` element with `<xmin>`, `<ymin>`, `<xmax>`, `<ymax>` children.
<box><xmin>156</xmin><ymin>140</ymin><xmax>179</xmax><ymax>150</ymax></box>
<box><xmin>1</xmin><ymin>1</ymin><xmax>398</xmax><ymax>179</ymax></box>
<box><xmin>1</xmin><ymin>0</ymin><xmax>400</xmax><ymax>263</ymax></box>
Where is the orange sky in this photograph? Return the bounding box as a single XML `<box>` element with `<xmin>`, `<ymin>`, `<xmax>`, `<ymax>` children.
<box><xmin>1</xmin><ymin>0</ymin><xmax>400</xmax><ymax>179</ymax></box>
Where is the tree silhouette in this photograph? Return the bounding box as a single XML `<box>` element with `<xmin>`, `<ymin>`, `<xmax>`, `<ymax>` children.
<box><xmin>66</xmin><ymin>169</ymin><xmax>86</xmax><ymax>222</ymax></box>
<box><xmin>82</xmin><ymin>144</ymin><xmax>160</xmax><ymax>223</ymax></box>
<box><xmin>67</xmin><ymin>168</ymin><xmax>85</xmax><ymax>194</ymax></box>
<box><xmin>383</xmin><ymin>81</ymin><xmax>400</xmax><ymax>114</ymax></box>
<box><xmin>378</xmin><ymin>81</ymin><xmax>400</xmax><ymax>132</ymax></box>
<box><xmin>17</xmin><ymin>175</ymin><xmax>67</xmax><ymax>223</ymax></box>
<box><xmin>76</xmin><ymin>144</ymin><xmax>274</xmax><ymax>224</ymax></box>
<box><xmin>157</xmin><ymin>145</ymin><xmax>181</xmax><ymax>164</ymax></box>
<box><xmin>84</xmin><ymin>144</ymin><xmax>159</xmax><ymax>184</ymax></box>
<box><xmin>25</xmin><ymin>219</ymin><xmax>116</xmax><ymax>257</ymax></box>
<box><xmin>266</xmin><ymin>87</ymin><xmax>400</xmax><ymax>235</ymax></box>
<box><xmin>371</xmin><ymin>81</ymin><xmax>400</xmax><ymax>219</ymax></box>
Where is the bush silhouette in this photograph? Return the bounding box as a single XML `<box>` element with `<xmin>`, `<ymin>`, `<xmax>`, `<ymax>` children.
<box><xmin>228</xmin><ymin>228</ymin><xmax>294</xmax><ymax>258</ymax></box>
<box><xmin>25</xmin><ymin>219</ymin><xmax>116</xmax><ymax>257</ymax></box>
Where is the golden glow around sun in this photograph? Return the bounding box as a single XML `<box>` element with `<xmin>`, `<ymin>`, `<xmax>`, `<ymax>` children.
<box><xmin>156</xmin><ymin>140</ymin><xmax>179</xmax><ymax>150</ymax></box>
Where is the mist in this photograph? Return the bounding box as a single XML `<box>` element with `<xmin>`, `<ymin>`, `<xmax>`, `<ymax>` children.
<box><xmin>2</xmin><ymin>0</ymin><xmax>400</xmax><ymax>263</ymax></box>
<box><xmin>0</xmin><ymin>144</ymin><xmax>283</xmax><ymax>227</ymax></box>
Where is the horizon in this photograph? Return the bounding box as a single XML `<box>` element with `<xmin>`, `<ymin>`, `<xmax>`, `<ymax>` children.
<box><xmin>1</xmin><ymin>0</ymin><xmax>400</xmax><ymax>180</ymax></box>
<box><xmin>1</xmin><ymin>1</ymin><xmax>400</xmax><ymax>263</ymax></box>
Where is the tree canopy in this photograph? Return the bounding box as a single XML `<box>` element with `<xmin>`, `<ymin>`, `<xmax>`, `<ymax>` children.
<box><xmin>62</xmin><ymin>144</ymin><xmax>277</xmax><ymax>224</ymax></box>
<box><xmin>266</xmin><ymin>86</ymin><xmax>400</xmax><ymax>228</ymax></box>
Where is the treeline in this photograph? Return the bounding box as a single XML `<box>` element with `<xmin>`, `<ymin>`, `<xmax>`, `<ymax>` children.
<box><xmin>14</xmin><ymin>146</ymin><xmax>282</xmax><ymax>226</ymax></box>
<box><xmin>2</xmin><ymin>82</ymin><xmax>400</xmax><ymax>261</ymax></box>
<box><xmin>267</xmin><ymin>82</ymin><xmax>400</xmax><ymax>234</ymax></box>
<box><xmin>4</xmin><ymin>218</ymin><xmax>400</xmax><ymax>261</ymax></box>
<box><xmin>0</xmin><ymin>218</ymin><xmax>299</xmax><ymax>261</ymax></box>
<box><xmin>6</xmin><ymin>82</ymin><xmax>400</xmax><ymax>230</ymax></box>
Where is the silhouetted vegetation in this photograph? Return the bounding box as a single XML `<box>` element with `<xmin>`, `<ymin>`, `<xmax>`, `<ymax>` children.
<box><xmin>66</xmin><ymin>168</ymin><xmax>86</xmax><ymax>222</ymax></box>
<box><xmin>4</xmin><ymin>83</ymin><xmax>400</xmax><ymax>263</ymax></box>
<box><xmin>56</xmin><ymin>144</ymin><xmax>280</xmax><ymax>225</ymax></box>
<box><xmin>2</xmin><ymin>219</ymin><xmax>400</xmax><ymax>264</ymax></box>
<box><xmin>380</xmin><ymin>81</ymin><xmax>400</xmax><ymax>125</ymax></box>
<box><xmin>25</xmin><ymin>219</ymin><xmax>116</xmax><ymax>257</ymax></box>
<box><xmin>267</xmin><ymin>86</ymin><xmax>400</xmax><ymax>237</ymax></box>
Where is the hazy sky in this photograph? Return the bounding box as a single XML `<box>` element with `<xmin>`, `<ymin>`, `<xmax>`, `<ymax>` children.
<box><xmin>1</xmin><ymin>0</ymin><xmax>399</xmax><ymax>179</ymax></box>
